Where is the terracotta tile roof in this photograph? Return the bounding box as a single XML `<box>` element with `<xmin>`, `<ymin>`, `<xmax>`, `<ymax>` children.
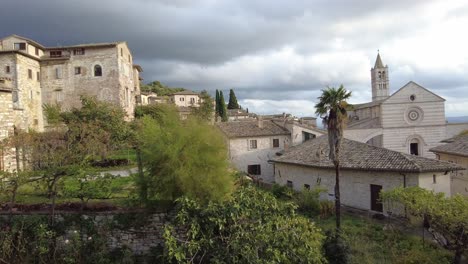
<box><xmin>273</xmin><ymin>136</ymin><xmax>464</xmax><ymax>173</ymax></box>
<box><xmin>217</xmin><ymin>120</ymin><xmax>290</xmax><ymax>138</ymax></box>
<box><xmin>430</xmin><ymin>135</ymin><xmax>468</xmax><ymax>157</ymax></box>
<box><xmin>171</xmin><ymin>90</ymin><xmax>199</xmax><ymax>95</ymax></box>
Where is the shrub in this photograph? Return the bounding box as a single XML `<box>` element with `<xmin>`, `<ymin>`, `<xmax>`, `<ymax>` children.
<box><xmin>323</xmin><ymin>231</ymin><xmax>350</xmax><ymax>264</ymax></box>
<box><xmin>295</xmin><ymin>187</ymin><xmax>326</xmax><ymax>216</ymax></box>
<box><xmin>271</xmin><ymin>183</ymin><xmax>292</xmax><ymax>199</ymax></box>
<box><xmin>319</xmin><ymin>200</ymin><xmax>335</xmax><ymax>218</ymax></box>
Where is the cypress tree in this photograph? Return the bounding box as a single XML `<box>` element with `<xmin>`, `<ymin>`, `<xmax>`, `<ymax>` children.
<box><xmin>227</xmin><ymin>89</ymin><xmax>240</xmax><ymax>109</ymax></box>
<box><xmin>219</xmin><ymin>91</ymin><xmax>228</xmax><ymax>122</ymax></box>
<box><xmin>215</xmin><ymin>89</ymin><xmax>220</xmax><ymax>118</ymax></box>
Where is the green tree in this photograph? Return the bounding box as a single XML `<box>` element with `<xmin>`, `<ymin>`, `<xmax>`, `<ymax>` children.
<box><xmin>215</xmin><ymin>89</ymin><xmax>220</xmax><ymax>120</ymax></box>
<box><xmin>44</xmin><ymin>96</ymin><xmax>131</xmax><ymax>160</ymax></box>
<box><xmin>164</xmin><ymin>185</ymin><xmax>326</xmax><ymax>263</ymax></box>
<box><xmin>227</xmin><ymin>88</ymin><xmax>240</xmax><ymax>109</ymax></box>
<box><xmin>315</xmin><ymin>85</ymin><xmax>352</xmax><ymax>233</ymax></box>
<box><xmin>192</xmin><ymin>90</ymin><xmax>214</xmax><ymax>122</ymax></box>
<box><xmin>219</xmin><ymin>90</ymin><xmax>228</xmax><ymax>122</ymax></box>
<box><xmin>135</xmin><ymin>108</ymin><xmax>233</xmax><ymax>204</ymax></box>
<box><xmin>140</xmin><ymin>80</ymin><xmax>186</xmax><ymax>95</ymax></box>
<box><xmin>383</xmin><ymin>187</ymin><xmax>468</xmax><ymax>264</ymax></box>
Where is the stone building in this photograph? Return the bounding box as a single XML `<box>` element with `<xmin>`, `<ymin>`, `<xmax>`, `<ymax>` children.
<box><xmin>345</xmin><ymin>53</ymin><xmax>468</xmax><ymax>158</ymax></box>
<box><xmin>0</xmin><ymin>34</ymin><xmax>142</xmax><ymax>122</ymax></box>
<box><xmin>217</xmin><ymin>117</ymin><xmax>325</xmax><ymax>183</ymax></box>
<box><xmin>272</xmin><ymin>136</ymin><xmax>464</xmax><ymax>214</ymax></box>
<box><xmin>430</xmin><ymin>134</ymin><xmax>468</xmax><ymax>196</ymax></box>
<box><xmin>0</xmin><ymin>34</ymin><xmax>142</xmax><ymax>170</ymax></box>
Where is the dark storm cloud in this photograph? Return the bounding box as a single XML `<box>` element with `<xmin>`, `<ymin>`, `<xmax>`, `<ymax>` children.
<box><xmin>1</xmin><ymin>0</ymin><xmax>467</xmax><ymax>116</ymax></box>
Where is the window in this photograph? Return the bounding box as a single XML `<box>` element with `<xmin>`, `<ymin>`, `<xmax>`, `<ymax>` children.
<box><xmin>50</xmin><ymin>50</ymin><xmax>62</xmax><ymax>58</ymax></box>
<box><xmin>190</xmin><ymin>97</ymin><xmax>195</xmax><ymax>104</ymax></box>
<box><xmin>128</xmin><ymin>54</ymin><xmax>131</xmax><ymax>63</ymax></box>
<box><xmin>179</xmin><ymin>97</ymin><xmax>185</xmax><ymax>101</ymax></box>
<box><xmin>304</xmin><ymin>184</ymin><xmax>310</xmax><ymax>190</ymax></box>
<box><xmin>14</xmin><ymin>42</ymin><xmax>26</xmax><ymax>50</ymax></box>
<box><xmin>94</xmin><ymin>65</ymin><xmax>102</xmax><ymax>76</ymax></box>
<box><xmin>410</xmin><ymin>142</ymin><xmax>419</xmax><ymax>156</ymax></box>
<box><xmin>28</xmin><ymin>69</ymin><xmax>32</xmax><ymax>79</ymax></box>
<box><xmin>36</xmin><ymin>71</ymin><xmax>40</xmax><ymax>81</ymax></box>
<box><xmin>247</xmin><ymin>164</ymin><xmax>261</xmax><ymax>175</ymax></box>
<box><xmin>121</xmin><ymin>48</ymin><xmax>123</xmax><ymax>56</ymax></box>
<box><xmin>433</xmin><ymin>174</ymin><xmax>437</xmax><ymax>184</ymax></box>
<box><xmin>73</xmin><ymin>48</ymin><xmax>85</xmax><ymax>55</ymax></box>
<box><xmin>410</xmin><ymin>95</ymin><xmax>416</xmax><ymax>101</ymax></box>
<box><xmin>55</xmin><ymin>68</ymin><xmax>62</xmax><ymax>79</ymax></box>
<box><xmin>435</xmin><ymin>154</ymin><xmax>440</xmax><ymax>160</ymax></box>
<box><xmin>35</xmin><ymin>47</ymin><xmax>39</xmax><ymax>56</ymax></box>
<box><xmin>74</xmin><ymin>67</ymin><xmax>81</xmax><ymax>75</ymax></box>
<box><xmin>249</xmin><ymin>139</ymin><xmax>257</xmax><ymax>149</ymax></box>
<box><xmin>273</xmin><ymin>138</ymin><xmax>280</xmax><ymax>148</ymax></box>
<box><xmin>287</xmin><ymin>180</ymin><xmax>293</xmax><ymax>188</ymax></box>
<box><xmin>5</xmin><ymin>66</ymin><xmax>10</xmax><ymax>73</ymax></box>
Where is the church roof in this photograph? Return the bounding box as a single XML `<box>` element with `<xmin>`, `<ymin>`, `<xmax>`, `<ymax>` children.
<box><xmin>272</xmin><ymin>136</ymin><xmax>464</xmax><ymax>173</ymax></box>
<box><xmin>430</xmin><ymin>135</ymin><xmax>468</xmax><ymax>157</ymax></box>
<box><xmin>374</xmin><ymin>53</ymin><xmax>384</xmax><ymax>68</ymax></box>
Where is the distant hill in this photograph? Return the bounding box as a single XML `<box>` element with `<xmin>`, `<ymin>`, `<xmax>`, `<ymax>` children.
<box><xmin>141</xmin><ymin>81</ymin><xmax>186</xmax><ymax>96</ymax></box>
<box><xmin>447</xmin><ymin>116</ymin><xmax>468</xmax><ymax>123</ymax></box>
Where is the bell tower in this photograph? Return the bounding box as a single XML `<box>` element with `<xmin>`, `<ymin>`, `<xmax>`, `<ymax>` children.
<box><xmin>371</xmin><ymin>52</ymin><xmax>390</xmax><ymax>101</ymax></box>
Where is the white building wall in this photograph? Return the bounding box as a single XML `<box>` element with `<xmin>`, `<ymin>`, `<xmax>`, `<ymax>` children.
<box><xmin>274</xmin><ymin>163</ymin><xmax>450</xmax><ymax>213</ymax></box>
<box><xmin>382</xmin><ymin>126</ymin><xmax>446</xmax><ymax>158</ymax></box>
<box><xmin>228</xmin><ymin>135</ymin><xmax>290</xmax><ymax>183</ymax></box>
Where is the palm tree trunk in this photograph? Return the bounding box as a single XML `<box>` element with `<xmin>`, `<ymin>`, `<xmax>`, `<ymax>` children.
<box><xmin>335</xmin><ymin>163</ymin><xmax>341</xmax><ymax>233</ymax></box>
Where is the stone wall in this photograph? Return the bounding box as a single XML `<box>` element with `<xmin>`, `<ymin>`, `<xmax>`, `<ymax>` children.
<box><xmin>1</xmin><ymin>211</ymin><xmax>177</xmax><ymax>256</ymax></box>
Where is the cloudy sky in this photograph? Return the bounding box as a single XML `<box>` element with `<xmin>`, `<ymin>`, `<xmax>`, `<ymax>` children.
<box><xmin>2</xmin><ymin>0</ymin><xmax>467</xmax><ymax>117</ymax></box>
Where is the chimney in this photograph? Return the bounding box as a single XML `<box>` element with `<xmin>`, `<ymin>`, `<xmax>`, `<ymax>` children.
<box><xmin>257</xmin><ymin>116</ymin><xmax>264</xmax><ymax>128</ymax></box>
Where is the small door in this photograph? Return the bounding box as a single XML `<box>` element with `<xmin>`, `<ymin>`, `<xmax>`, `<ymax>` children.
<box><xmin>370</xmin><ymin>184</ymin><xmax>383</xmax><ymax>212</ymax></box>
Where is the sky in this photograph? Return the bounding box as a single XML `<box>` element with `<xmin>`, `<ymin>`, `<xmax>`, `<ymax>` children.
<box><xmin>2</xmin><ymin>0</ymin><xmax>467</xmax><ymax>117</ymax></box>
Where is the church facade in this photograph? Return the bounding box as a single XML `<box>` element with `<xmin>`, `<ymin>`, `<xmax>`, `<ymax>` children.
<box><xmin>345</xmin><ymin>54</ymin><xmax>468</xmax><ymax>158</ymax></box>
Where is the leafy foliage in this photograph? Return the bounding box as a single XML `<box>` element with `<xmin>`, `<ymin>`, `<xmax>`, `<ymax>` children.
<box><xmin>135</xmin><ymin>107</ymin><xmax>233</xmax><ymax>204</ymax></box>
<box><xmin>140</xmin><ymin>80</ymin><xmax>185</xmax><ymax>96</ymax></box>
<box><xmin>382</xmin><ymin>187</ymin><xmax>468</xmax><ymax>264</ymax></box>
<box><xmin>217</xmin><ymin>90</ymin><xmax>228</xmax><ymax>122</ymax></box>
<box><xmin>164</xmin><ymin>186</ymin><xmax>326</xmax><ymax>263</ymax></box>
<box><xmin>295</xmin><ymin>187</ymin><xmax>326</xmax><ymax>216</ymax></box>
<box><xmin>192</xmin><ymin>90</ymin><xmax>214</xmax><ymax>122</ymax></box>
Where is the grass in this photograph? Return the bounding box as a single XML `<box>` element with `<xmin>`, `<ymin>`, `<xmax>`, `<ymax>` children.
<box><xmin>313</xmin><ymin>213</ymin><xmax>453</xmax><ymax>264</ymax></box>
<box><xmin>1</xmin><ymin>175</ymin><xmax>136</xmax><ymax>207</ymax></box>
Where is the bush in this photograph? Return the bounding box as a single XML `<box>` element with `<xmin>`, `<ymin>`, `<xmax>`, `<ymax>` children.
<box><xmin>323</xmin><ymin>231</ymin><xmax>350</xmax><ymax>264</ymax></box>
<box><xmin>164</xmin><ymin>186</ymin><xmax>327</xmax><ymax>263</ymax></box>
<box><xmin>319</xmin><ymin>200</ymin><xmax>335</xmax><ymax>218</ymax></box>
<box><xmin>295</xmin><ymin>187</ymin><xmax>325</xmax><ymax>216</ymax></box>
<box><xmin>271</xmin><ymin>183</ymin><xmax>292</xmax><ymax>199</ymax></box>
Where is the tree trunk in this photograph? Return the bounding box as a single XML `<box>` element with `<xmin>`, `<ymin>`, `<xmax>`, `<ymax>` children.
<box><xmin>335</xmin><ymin>163</ymin><xmax>341</xmax><ymax>233</ymax></box>
<box><xmin>453</xmin><ymin>248</ymin><xmax>463</xmax><ymax>264</ymax></box>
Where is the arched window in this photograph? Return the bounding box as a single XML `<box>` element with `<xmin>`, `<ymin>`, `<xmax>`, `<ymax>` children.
<box><xmin>94</xmin><ymin>65</ymin><xmax>102</xmax><ymax>77</ymax></box>
<box><xmin>409</xmin><ymin>138</ymin><xmax>420</xmax><ymax>156</ymax></box>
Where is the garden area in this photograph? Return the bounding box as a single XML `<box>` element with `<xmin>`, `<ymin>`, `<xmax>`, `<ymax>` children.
<box><xmin>0</xmin><ymin>96</ymin><xmax>466</xmax><ymax>263</ymax></box>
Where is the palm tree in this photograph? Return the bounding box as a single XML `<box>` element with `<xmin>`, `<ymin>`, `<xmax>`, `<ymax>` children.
<box><xmin>315</xmin><ymin>85</ymin><xmax>352</xmax><ymax>233</ymax></box>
